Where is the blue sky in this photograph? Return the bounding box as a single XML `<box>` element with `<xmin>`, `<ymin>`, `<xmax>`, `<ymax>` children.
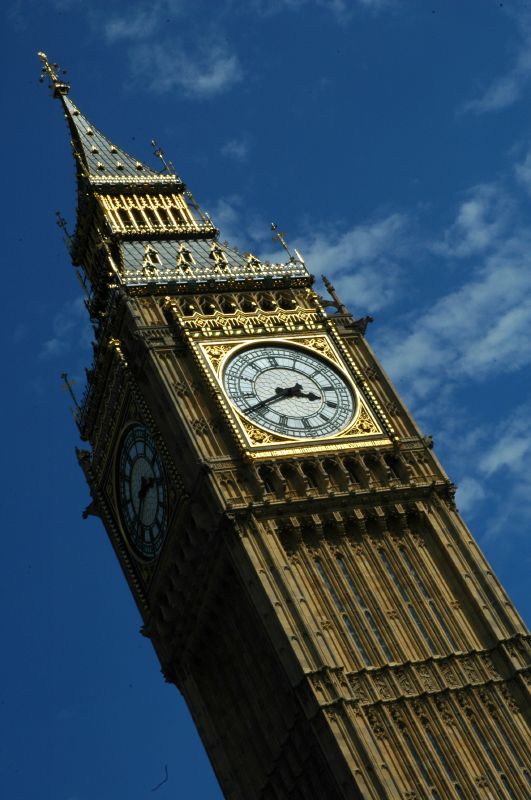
<box><xmin>2</xmin><ymin>1</ymin><xmax>531</xmax><ymax>798</ymax></box>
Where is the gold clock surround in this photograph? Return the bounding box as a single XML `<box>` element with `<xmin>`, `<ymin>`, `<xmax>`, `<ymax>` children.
<box><xmin>195</xmin><ymin>334</ymin><xmax>391</xmax><ymax>457</ymax></box>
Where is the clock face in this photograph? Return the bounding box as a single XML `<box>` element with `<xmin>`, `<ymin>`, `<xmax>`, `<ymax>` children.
<box><xmin>223</xmin><ymin>343</ymin><xmax>356</xmax><ymax>439</ymax></box>
<box><xmin>117</xmin><ymin>424</ymin><xmax>168</xmax><ymax>561</ymax></box>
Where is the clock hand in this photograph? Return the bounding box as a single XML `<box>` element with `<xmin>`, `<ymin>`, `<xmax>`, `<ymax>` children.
<box><xmin>246</xmin><ymin>391</ymin><xmax>289</xmax><ymax>413</ymax></box>
<box><xmin>246</xmin><ymin>384</ymin><xmax>321</xmax><ymax>413</ymax></box>
<box><xmin>136</xmin><ymin>494</ymin><xmax>146</xmax><ymax>531</ymax></box>
<box><xmin>291</xmin><ymin>389</ymin><xmax>321</xmax><ymax>401</ymax></box>
<box><xmin>138</xmin><ymin>475</ymin><xmax>155</xmax><ymax>501</ymax></box>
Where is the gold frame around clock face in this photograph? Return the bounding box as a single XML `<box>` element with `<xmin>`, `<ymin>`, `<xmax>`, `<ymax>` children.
<box><xmin>194</xmin><ymin>334</ymin><xmax>390</xmax><ymax>456</ymax></box>
<box><xmin>222</xmin><ymin>342</ymin><xmax>356</xmax><ymax>439</ymax></box>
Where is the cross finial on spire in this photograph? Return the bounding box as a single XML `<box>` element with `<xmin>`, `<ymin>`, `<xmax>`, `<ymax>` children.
<box><xmin>271</xmin><ymin>222</ymin><xmax>294</xmax><ymax>261</ymax></box>
<box><xmin>38</xmin><ymin>52</ymin><xmax>70</xmax><ymax>98</ymax></box>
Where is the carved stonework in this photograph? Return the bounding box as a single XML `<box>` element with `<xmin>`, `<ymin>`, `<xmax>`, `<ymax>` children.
<box><xmin>440</xmin><ymin>662</ymin><xmax>461</xmax><ymax>688</ymax></box>
<box><xmin>374</xmin><ymin>673</ymin><xmax>394</xmax><ymax>700</ymax></box>
<box><xmin>366</xmin><ymin>710</ymin><xmax>387</xmax><ymax>740</ymax></box>
<box><xmin>396</xmin><ymin>669</ymin><xmax>416</xmax><ymax>696</ymax></box>
<box><xmin>416</xmin><ymin>664</ymin><xmax>438</xmax><ymax>693</ymax></box>
<box><xmin>461</xmin><ymin>657</ymin><xmax>481</xmax><ymax>684</ymax></box>
<box><xmin>172</xmin><ymin>380</ymin><xmax>191</xmax><ymax>397</ymax></box>
<box><xmin>349</xmin><ymin>676</ymin><xmax>370</xmax><ymax>703</ymax></box>
<box><xmin>500</xmin><ymin>684</ymin><xmax>520</xmax><ymax>714</ymax></box>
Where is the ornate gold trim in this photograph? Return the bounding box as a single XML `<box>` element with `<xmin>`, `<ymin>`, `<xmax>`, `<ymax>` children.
<box><xmin>194</xmin><ymin>334</ymin><xmax>387</xmax><ymax>453</ymax></box>
<box><xmin>247</xmin><ymin>438</ymin><xmax>393</xmax><ymax>459</ymax></box>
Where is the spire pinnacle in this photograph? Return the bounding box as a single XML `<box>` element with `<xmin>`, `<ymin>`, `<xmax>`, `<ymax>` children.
<box><xmin>38</xmin><ymin>52</ymin><xmax>70</xmax><ymax>98</ymax></box>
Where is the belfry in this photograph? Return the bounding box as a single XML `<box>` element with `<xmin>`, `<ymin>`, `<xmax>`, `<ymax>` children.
<box><xmin>40</xmin><ymin>53</ymin><xmax>531</xmax><ymax>799</ymax></box>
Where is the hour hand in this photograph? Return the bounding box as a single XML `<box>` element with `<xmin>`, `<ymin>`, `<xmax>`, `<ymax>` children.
<box><xmin>296</xmin><ymin>390</ymin><xmax>320</xmax><ymax>401</ymax></box>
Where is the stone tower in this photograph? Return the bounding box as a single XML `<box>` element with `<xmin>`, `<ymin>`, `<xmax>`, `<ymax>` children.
<box><xmin>40</xmin><ymin>53</ymin><xmax>531</xmax><ymax>799</ymax></box>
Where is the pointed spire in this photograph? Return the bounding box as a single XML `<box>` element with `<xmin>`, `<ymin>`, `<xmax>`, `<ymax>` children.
<box><xmin>38</xmin><ymin>52</ymin><xmax>181</xmax><ymax>188</ymax></box>
<box><xmin>62</xmin><ymin>95</ymin><xmax>172</xmax><ymax>184</ymax></box>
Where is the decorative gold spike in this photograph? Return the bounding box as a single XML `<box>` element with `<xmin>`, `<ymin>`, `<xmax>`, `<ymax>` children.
<box><xmin>38</xmin><ymin>52</ymin><xmax>70</xmax><ymax>97</ymax></box>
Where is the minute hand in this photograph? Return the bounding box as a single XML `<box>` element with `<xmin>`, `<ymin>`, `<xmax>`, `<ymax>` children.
<box><xmin>246</xmin><ymin>390</ymin><xmax>289</xmax><ymax>414</ymax></box>
<box><xmin>246</xmin><ymin>385</ymin><xmax>321</xmax><ymax>414</ymax></box>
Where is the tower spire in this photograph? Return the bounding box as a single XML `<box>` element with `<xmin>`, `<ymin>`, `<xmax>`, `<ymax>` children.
<box><xmin>38</xmin><ymin>52</ymin><xmax>178</xmax><ymax>186</ymax></box>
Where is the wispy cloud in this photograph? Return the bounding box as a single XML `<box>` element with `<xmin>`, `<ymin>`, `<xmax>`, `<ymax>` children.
<box><xmin>456</xmin><ymin>476</ymin><xmax>486</xmax><ymax>517</ymax></box>
<box><xmin>454</xmin><ymin>402</ymin><xmax>531</xmax><ymax>540</ymax></box>
<box><xmin>131</xmin><ymin>40</ymin><xmax>243</xmax><ymax>97</ymax></box>
<box><xmin>514</xmin><ymin>145</ymin><xmax>531</xmax><ymax>193</ymax></box>
<box><xmin>298</xmin><ymin>213</ymin><xmax>409</xmax><ymax>310</ymax></box>
<box><xmin>432</xmin><ymin>183</ymin><xmax>512</xmax><ymax>258</ymax></box>
<box><xmin>103</xmin><ymin>6</ymin><xmax>160</xmax><ymax>42</ymax></box>
<box><xmin>378</xmin><ymin>170</ymin><xmax>531</xmax><ymax>403</ymax></box>
<box><xmin>463</xmin><ymin>10</ymin><xmax>531</xmax><ymax>113</ymax></box>
<box><xmin>249</xmin><ymin>0</ymin><xmax>391</xmax><ymax>19</ymax></box>
<box><xmin>380</xmin><ymin>244</ymin><xmax>531</xmax><ymax>399</ymax></box>
<box><xmin>40</xmin><ymin>296</ymin><xmax>91</xmax><ymax>359</ymax></box>
<box><xmin>221</xmin><ymin>137</ymin><xmax>249</xmax><ymax>161</ymax></box>
<box><xmin>209</xmin><ymin>198</ymin><xmax>408</xmax><ymax>314</ymax></box>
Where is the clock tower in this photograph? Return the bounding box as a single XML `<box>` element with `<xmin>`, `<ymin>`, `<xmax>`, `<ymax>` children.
<box><xmin>40</xmin><ymin>54</ymin><xmax>531</xmax><ymax>799</ymax></box>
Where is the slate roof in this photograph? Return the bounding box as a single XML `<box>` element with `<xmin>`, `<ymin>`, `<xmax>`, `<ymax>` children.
<box><xmin>63</xmin><ymin>97</ymin><xmax>181</xmax><ymax>188</ymax></box>
<box><xmin>119</xmin><ymin>237</ymin><xmax>309</xmax><ymax>287</ymax></box>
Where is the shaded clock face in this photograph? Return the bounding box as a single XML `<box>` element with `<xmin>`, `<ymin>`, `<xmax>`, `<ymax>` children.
<box><xmin>223</xmin><ymin>343</ymin><xmax>356</xmax><ymax>439</ymax></box>
<box><xmin>117</xmin><ymin>424</ymin><xmax>168</xmax><ymax>561</ymax></box>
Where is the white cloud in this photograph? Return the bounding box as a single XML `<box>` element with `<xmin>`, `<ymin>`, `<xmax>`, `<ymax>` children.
<box><xmin>381</xmin><ymin>261</ymin><xmax>531</xmax><ymax>398</ymax></box>
<box><xmin>456</xmin><ymin>477</ymin><xmax>486</xmax><ymax>516</ymax></box>
<box><xmin>514</xmin><ymin>147</ymin><xmax>531</xmax><ymax>193</ymax></box>
<box><xmin>207</xmin><ymin>198</ymin><xmax>408</xmax><ymax>312</ymax></box>
<box><xmin>433</xmin><ymin>184</ymin><xmax>512</xmax><ymax>258</ymax></box>
<box><xmin>296</xmin><ymin>213</ymin><xmax>409</xmax><ymax>310</ymax></box>
<box><xmin>131</xmin><ymin>40</ymin><xmax>243</xmax><ymax>97</ymax></box>
<box><xmin>480</xmin><ymin>407</ymin><xmax>531</xmax><ymax>477</ymax></box>
<box><xmin>463</xmin><ymin>10</ymin><xmax>531</xmax><ymax>113</ymax></box>
<box><xmin>379</xmin><ymin>181</ymin><xmax>531</xmax><ymax>398</ymax></box>
<box><xmin>104</xmin><ymin>7</ymin><xmax>160</xmax><ymax>42</ymax></box>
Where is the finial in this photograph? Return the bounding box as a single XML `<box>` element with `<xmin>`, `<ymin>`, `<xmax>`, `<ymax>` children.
<box><xmin>151</xmin><ymin>139</ymin><xmax>175</xmax><ymax>175</ymax></box>
<box><xmin>55</xmin><ymin>210</ymin><xmax>72</xmax><ymax>251</ymax></box>
<box><xmin>271</xmin><ymin>222</ymin><xmax>294</xmax><ymax>261</ymax></box>
<box><xmin>321</xmin><ymin>275</ymin><xmax>348</xmax><ymax>314</ymax></box>
<box><xmin>61</xmin><ymin>372</ymin><xmax>80</xmax><ymax>411</ymax></box>
<box><xmin>38</xmin><ymin>52</ymin><xmax>70</xmax><ymax>98</ymax></box>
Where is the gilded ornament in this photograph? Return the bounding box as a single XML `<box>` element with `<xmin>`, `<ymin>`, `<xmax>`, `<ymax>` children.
<box><xmin>241</xmin><ymin>419</ymin><xmax>275</xmax><ymax>445</ymax></box>
<box><xmin>350</xmin><ymin>405</ymin><xmax>380</xmax><ymax>435</ymax></box>
<box><xmin>202</xmin><ymin>342</ymin><xmax>236</xmax><ymax>371</ymax></box>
